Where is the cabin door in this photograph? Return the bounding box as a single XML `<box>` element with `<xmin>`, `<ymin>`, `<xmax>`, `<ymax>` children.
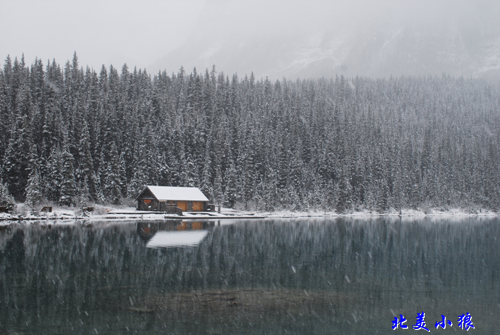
<box><xmin>192</xmin><ymin>202</ymin><xmax>203</xmax><ymax>211</ymax></box>
<box><xmin>177</xmin><ymin>201</ymin><xmax>188</xmax><ymax>211</ymax></box>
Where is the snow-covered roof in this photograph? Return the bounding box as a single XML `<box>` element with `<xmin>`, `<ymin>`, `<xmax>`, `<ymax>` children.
<box><xmin>143</xmin><ymin>186</ymin><xmax>209</xmax><ymax>202</ymax></box>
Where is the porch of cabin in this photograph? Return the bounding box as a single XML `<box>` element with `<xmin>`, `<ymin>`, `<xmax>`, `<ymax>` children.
<box><xmin>136</xmin><ymin>198</ymin><xmax>208</xmax><ymax>212</ymax></box>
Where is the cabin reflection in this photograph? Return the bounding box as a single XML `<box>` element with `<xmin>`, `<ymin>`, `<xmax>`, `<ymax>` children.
<box><xmin>137</xmin><ymin>220</ymin><xmax>214</xmax><ymax>248</ymax></box>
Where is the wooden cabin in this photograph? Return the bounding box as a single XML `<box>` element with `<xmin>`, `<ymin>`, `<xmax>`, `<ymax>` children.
<box><xmin>135</xmin><ymin>186</ymin><xmax>210</xmax><ymax>212</ymax></box>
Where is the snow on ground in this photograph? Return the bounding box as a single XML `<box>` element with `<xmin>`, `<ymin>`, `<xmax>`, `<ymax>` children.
<box><xmin>0</xmin><ymin>204</ymin><xmax>497</xmax><ymax>223</ymax></box>
<box><xmin>105</xmin><ymin>206</ymin><xmax>139</xmax><ymax>214</ymax></box>
<box><xmin>256</xmin><ymin>207</ymin><xmax>498</xmax><ymax>220</ymax></box>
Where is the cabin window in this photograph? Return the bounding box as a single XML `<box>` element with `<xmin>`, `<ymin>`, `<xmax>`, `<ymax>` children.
<box><xmin>144</xmin><ymin>200</ymin><xmax>151</xmax><ymax>205</ymax></box>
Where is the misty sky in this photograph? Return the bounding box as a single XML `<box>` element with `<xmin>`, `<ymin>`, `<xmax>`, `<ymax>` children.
<box><xmin>1</xmin><ymin>0</ymin><xmax>498</xmax><ymax>75</ymax></box>
<box><xmin>1</xmin><ymin>0</ymin><xmax>205</xmax><ymax>70</ymax></box>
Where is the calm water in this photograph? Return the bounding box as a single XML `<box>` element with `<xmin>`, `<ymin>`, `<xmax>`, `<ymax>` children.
<box><xmin>0</xmin><ymin>217</ymin><xmax>499</xmax><ymax>334</ymax></box>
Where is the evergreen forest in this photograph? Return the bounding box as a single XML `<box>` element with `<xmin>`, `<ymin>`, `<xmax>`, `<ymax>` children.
<box><xmin>0</xmin><ymin>53</ymin><xmax>499</xmax><ymax>212</ymax></box>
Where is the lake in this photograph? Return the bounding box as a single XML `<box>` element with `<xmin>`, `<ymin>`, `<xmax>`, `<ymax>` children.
<box><xmin>0</xmin><ymin>217</ymin><xmax>498</xmax><ymax>334</ymax></box>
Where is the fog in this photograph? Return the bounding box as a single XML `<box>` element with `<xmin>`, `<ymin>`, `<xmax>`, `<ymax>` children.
<box><xmin>0</xmin><ymin>0</ymin><xmax>204</xmax><ymax>71</ymax></box>
<box><xmin>153</xmin><ymin>0</ymin><xmax>500</xmax><ymax>79</ymax></box>
<box><xmin>2</xmin><ymin>0</ymin><xmax>499</xmax><ymax>79</ymax></box>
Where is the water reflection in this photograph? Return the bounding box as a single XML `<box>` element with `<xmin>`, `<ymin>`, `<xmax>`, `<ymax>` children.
<box><xmin>138</xmin><ymin>221</ymin><xmax>211</xmax><ymax>248</ymax></box>
<box><xmin>0</xmin><ymin>218</ymin><xmax>499</xmax><ymax>334</ymax></box>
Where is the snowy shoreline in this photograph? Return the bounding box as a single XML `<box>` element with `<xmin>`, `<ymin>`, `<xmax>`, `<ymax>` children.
<box><xmin>0</xmin><ymin>206</ymin><xmax>497</xmax><ymax>224</ymax></box>
<box><xmin>260</xmin><ymin>208</ymin><xmax>498</xmax><ymax>219</ymax></box>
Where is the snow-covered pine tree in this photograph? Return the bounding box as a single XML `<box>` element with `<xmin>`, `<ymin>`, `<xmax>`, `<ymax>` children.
<box><xmin>58</xmin><ymin>144</ymin><xmax>77</xmax><ymax>206</ymax></box>
<box><xmin>25</xmin><ymin>168</ymin><xmax>42</xmax><ymax>209</ymax></box>
<box><xmin>223</xmin><ymin>159</ymin><xmax>237</xmax><ymax>208</ymax></box>
<box><xmin>103</xmin><ymin>142</ymin><xmax>122</xmax><ymax>205</ymax></box>
<box><xmin>0</xmin><ymin>179</ymin><xmax>14</xmax><ymax>205</ymax></box>
<box><xmin>127</xmin><ymin>127</ymin><xmax>151</xmax><ymax>199</ymax></box>
<box><xmin>77</xmin><ymin>120</ymin><xmax>97</xmax><ymax>201</ymax></box>
<box><xmin>213</xmin><ymin>166</ymin><xmax>223</xmax><ymax>207</ymax></box>
<box><xmin>44</xmin><ymin>147</ymin><xmax>61</xmax><ymax>202</ymax></box>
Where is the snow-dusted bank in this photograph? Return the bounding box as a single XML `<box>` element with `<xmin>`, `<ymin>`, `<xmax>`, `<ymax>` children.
<box><xmin>0</xmin><ymin>205</ymin><xmax>497</xmax><ymax>224</ymax></box>
<box><xmin>91</xmin><ymin>209</ymin><xmax>265</xmax><ymax>221</ymax></box>
<box><xmin>262</xmin><ymin>208</ymin><xmax>498</xmax><ymax>219</ymax></box>
<box><xmin>0</xmin><ymin>207</ymin><xmax>265</xmax><ymax>222</ymax></box>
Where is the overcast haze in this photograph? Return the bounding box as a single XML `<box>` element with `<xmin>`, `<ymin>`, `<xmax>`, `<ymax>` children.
<box><xmin>1</xmin><ymin>0</ymin><xmax>205</xmax><ymax>70</ymax></box>
<box><xmin>2</xmin><ymin>0</ymin><xmax>499</xmax><ymax>79</ymax></box>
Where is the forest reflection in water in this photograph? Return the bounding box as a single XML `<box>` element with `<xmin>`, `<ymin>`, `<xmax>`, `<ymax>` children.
<box><xmin>0</xmin><ymin>217</ymin><xmax>499</xmax><ymax>334</ymax></box>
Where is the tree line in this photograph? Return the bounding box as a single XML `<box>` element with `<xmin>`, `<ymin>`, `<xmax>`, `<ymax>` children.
<box><xmin>0</xmin><ymin>53</ymin><xmax>499</xmax><ymax>212</ymax></box>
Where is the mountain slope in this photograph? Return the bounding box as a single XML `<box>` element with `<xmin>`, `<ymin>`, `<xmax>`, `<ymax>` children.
<box><xmin>151</xmin><ymin>0</ymin><xmax>500</xmax><ymax>80</ymax></box>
